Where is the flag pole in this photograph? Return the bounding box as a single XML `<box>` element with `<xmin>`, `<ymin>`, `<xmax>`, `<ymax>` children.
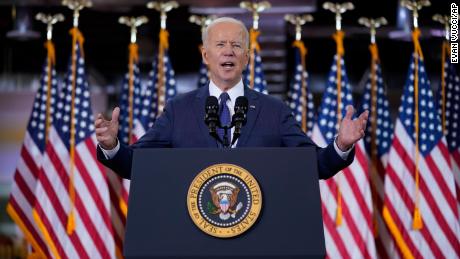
<box><xmin>401</xmin><ymin>0</ymin><xmax>430</xmax><ymax>231</ymax></box>
<box><xmin>358</xmin><ymin>16</ymin><xmax>387</xmax><ymax>237</ymax></box>
<box><xmin>240</xmin><ymin>1</ymin><xmax>271</xmax><ymax>90</ymax></box>
<box><xmin>432</xmin><ymin>14</ymin><xmax>451</xmax><ymax>134</ymax></box>
<box><xmin>28</xmin><ymin>12</ymin><xmax>64</xmax><ymax>259</ymax></box>
<box><xmin>119</xmin><ymin>16</ymin><xmax>148</xmax><ymax>146</ymax></box>
<box><xmin>323</xmin><ymin>1</ymin><xmax>354</xmax><ymax>227</ymax></box>
<box><xmin>285</xmin><ymin>14</ymin><xmax>313</xmax><ymax>133</ymax></box>
<box><xmin>146</xmin><ymin>1</ymin><xmax>178</xmax><ymax>115</ymax></box>
<box><xmin>62</xmin><ymin>0</ymin><xmax>92</xmax><ymax>236</ymax></box>
<box><xmin>188</xmin><ymin>14</ymin><xmax>217</xmax><ymax>87</ymax></box>
<box><xmin>35</xmin><ymin>13</ymin><xmax>65</xmax><ymax>145</ymax></box>
<box><xmin>189</xmin><ymin>14</ymin><xmax>216</xmax><ymax>35</ymax></box>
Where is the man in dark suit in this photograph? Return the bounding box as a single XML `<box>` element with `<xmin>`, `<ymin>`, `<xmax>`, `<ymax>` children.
<box><xmin>95</xmin><ymin>17</ymin><xmax>368</xmax><ymax>180</ymax></box>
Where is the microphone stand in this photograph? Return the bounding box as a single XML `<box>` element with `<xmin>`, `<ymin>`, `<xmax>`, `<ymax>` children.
<box><xmin>221</xmin><ymin>125</ymin><xmax>231</xmax><ymax>148</ymax></box>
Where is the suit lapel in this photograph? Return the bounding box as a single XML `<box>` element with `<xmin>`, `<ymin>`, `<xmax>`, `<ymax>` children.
<box><xmin>236</xmin><ymin>87</ymin><xmax>261</xmax><ymax>147</ymax></box>
<box><xmin>192</xmin><ymin>85</ymin><xmax>219</xmax><ymax>147</ymax></box>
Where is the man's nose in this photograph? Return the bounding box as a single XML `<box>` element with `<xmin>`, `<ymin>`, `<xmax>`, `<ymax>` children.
<box><xmin>222</xmin><ymin>44</ymin><xmax>235</xmax><ymax>56</ymax></box>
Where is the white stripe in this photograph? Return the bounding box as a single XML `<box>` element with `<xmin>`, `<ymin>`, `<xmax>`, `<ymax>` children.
<box><xmin>320</xmin><ymin>180</ymin><xmax>365</xmax><ymax>259</ymax></box>
<box><xmin>314</xmin><ymin>124</ymin><xmax>376</xmax><ymax>259</ymax></box>
<box><xmin>323</xmin><ymin>225</ymin><xmax>342</xmax><ymax>259</ymax></box>
<box><xmin>76</xmin><ymin>142</ymin><xmax>115</xmax><ymax>258</ymax></box>
<box><xmin>345</xmin><ymin>146</ymin><xmax>377</xmax><ymax>257</ymax></box>
<box><xmin>41</xmin><ymin>127</ymin><xmax>113</xmax><ymax>258</ymax></box>
<box><xmin>48</xmin><ymin>128</ymin><xmax>70</xmax><ymax>170</ymax></box>
<box><xmin>338</xmin><ymin>164</ymin><xmax>373</xmax><ymax>245</ymax></box>
<box><xmin>23</xmin><ymin>131</ymin><xmax>44</xmax><ymax>169</ymax></box>
<box><xmin>77</xmin><ymin>139</ymin><xmax>111</xmax><ymax>213</ymax></box>
<box><xmin>42</xmin><ymin>150</ymin><xmax>103</xmax><ymax>259</ymax></box>
<box><xmin>16</xmin><ymin>156</ymin><xmax>38</xmax><ymax>199</ymax></box>
<box><xmin>10</xmin><ymin>178</ymin><xmax>48</xmax><ymax>251</ymax></box>
<box><xmin>123</xmin><ymin>179</ymin><xmax>131</xmax><ymax>195</ymax></box>
<box><xmin>74</xmin><ymin>161</ymin><xmax>114</xmax><ymax>258</ymax></box>
<box><xmin>34</xmin><ymin>159</ymin><xmax>78</xmax><ymax>259</ymax></box>
<box><xmin>386</xmin><ymin>122</ymin><xmax>459</xmax><ymax>257</ymax></box>
<box><xmin>452</xmin><ymin>152</ymin><xmax>460</xmax><ymax>217</ymax></box>
<box><xmin>384</xmin><ymin>168</ymin><xmax>436</xmax><ymax>259</ymax></box>
<box><xmin>431</xmin><ymin>139</ymin><xmax>457</xmax><ymax>194</ymax></box>
<box><xmin>133</xmin><ymin>119</ymin><xmax>146</xmax><ymax>140</ymax></box>
<box><xmin>395</xmin><ymin>123</ymin><xmax>459</xmax><ymax>225</ymax></box>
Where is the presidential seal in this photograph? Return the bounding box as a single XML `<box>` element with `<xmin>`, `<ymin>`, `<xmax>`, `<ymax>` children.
<box><xmin>187</xmin><ymin>163</ymin><xmax>262</xmax><ymax>238</ymax></box>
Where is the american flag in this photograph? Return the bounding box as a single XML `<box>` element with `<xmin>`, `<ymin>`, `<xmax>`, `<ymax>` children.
<box><xmin>358</xmin><ymin>44</ymin><xmax>398</xmax><ymax>259</ymax></box>
<box><xmin>197</xmin><ymin>59</ymin><xmax>209</xmax><ymax>88</ymax></box>
<box><xmin>287</xmin><ymin>40</ymin><xmax>315</xmax><ymax>136</ymax></box>
<box><xmin>437</xmin><ymin>43</ymin><xmax>460</xmax><ymax>214</ymax></box>
<box><xmin>311</xmin><ymin>53</ymin><xmax>377</xmax><ymax>259</ymax></box>
<box><xmin>7</xmin><ymin>40</ymin><xmax>59</xmax><ymax>258</ymax></box>
<box><xmin>244</xmin><ymin>29</ymin><xmax>268</xmax><ymax>94</ymax></box>
<box><xmin>382</xmin><ymin>52</ymin><xmax>460</xmax><ymax>259</ymax></box>
<box><xmin>118</xmin><ymin>49</ymin><xmax>143</xmax><ymax>144</ymax></box>
<box><xmin>144</xmin><ymin>29</ymin><xmax>177</xmax><ymax>126</ymax></box>
<box><xmin>32</xmin><ymin>29</ymin><xmax>117</xmax><ymax>259</ymax></box>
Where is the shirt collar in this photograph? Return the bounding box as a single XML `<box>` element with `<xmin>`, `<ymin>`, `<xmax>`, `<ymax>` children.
<box><xmin>208</xmin><ymin>79</ymin><xmax>244</xmax><ymax>103</ymax></box>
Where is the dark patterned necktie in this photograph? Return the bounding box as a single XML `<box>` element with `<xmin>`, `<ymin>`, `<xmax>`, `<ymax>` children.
<box><xmin>217</xmin><ymin>92</ymin><xmax>231</xmax><ymax>145</ymax></box>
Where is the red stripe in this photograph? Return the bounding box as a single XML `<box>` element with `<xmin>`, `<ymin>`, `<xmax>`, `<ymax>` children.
<box><xmin>107</xmin><ymin>178</ymin><xmax>125</xmax><ymax>253</ymax></box>
<box><xmin>17</xmin><ymin>146</ymin><xmax>68</xmax><ymax>258</ymax></box>
<box><xmin>387</xmin><ymin>145</ymin><xmax>445</xmax><ymax>258</ymax></box>
<box><xmin>438</xmin><ymin>141</ymin><xmax>452</xmax><ymax>167</ymax></box>
<box><xmin>322</xmin><ymin>202</ymin><xmax>351</xmax><ymax>259</ymax></box>
<box><xmin>452</xmin><ymin>150</ymin><xmax>460</xmax><ymax>167</ymax></box>
<box><xmin>9</xmin><ymin>197</ymin><xmax>51</xmax><ymax>258</ymax></box>
<box><xmin>383</xmin><ymin>187</ymin><xmax>423</xmax><ymax>259</ymax></box>
<box><xmin>48</xmin><ymin>141</ymin><xmax>112</xmax><ymax>258</ymax></box>
<box><xmin>324</xmin><ymin>179</ymin><xmax>371</xmax><ymax>259</ymax></box>
<box><xmin>87</xmin><ymin>139</ymin><xmax>125</xmax><ymax>252</ymax></box>
<box><xmin>121</xmin><ymin>185</ymin><xmax>129</xmax><ymax>204</ymax></box>
<box><xmin>77</xmin><ymin>139</ymin><xmax>114</xmax><ymax>231</ymax></box>
<box><xmin>13</xmin><ymin>168</ymin><xmax>36</xmax><ymax>207</ymax></box>
<box><xmin>342</xmin><ymin>146</ymin><xmax>373</xmax><ymax>231</ymax></box>
<box><xmin>44</xmin><ymin>144</ymin><xmax>91</xmax><ymax>259</ymax></box>
<box><xmin>21</xmin><ymin>146</ymin><xmax>40</xmax><ymax>179</ymax></box>
<box><xmin>73</xmin><ymin>139</ymin><xmax>115</xmax><ymax>258</ymax></box>
<box><xmin>453</xmin><ymin>150</ymin><xmax>460</xmax><ymax>203</ymax></box>
<box><xmin>393</xmin><ymin>138</ymin><xmax>460</xmax><ymax>256</ymax></box>
<box><xmin>425</xmin><ymin>152</ymin><xmax>458</xmax><ymax>213</ymax></box>
<box><xmin>32</xmin><ymin>201</ymin><xmax>70</xmax><ymax>259</ymax></box>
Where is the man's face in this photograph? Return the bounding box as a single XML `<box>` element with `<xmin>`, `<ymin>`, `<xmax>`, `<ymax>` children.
<box><xmin>202</xmin><ymin>22</ymin><xmax>249</xmax><ymax>90</ymax></box>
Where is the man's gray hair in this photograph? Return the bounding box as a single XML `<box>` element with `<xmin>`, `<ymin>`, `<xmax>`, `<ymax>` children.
<box><xmin>202</xmin><ymin>17</ymin><xmax>249</xmax><ymax>49</ymax></box>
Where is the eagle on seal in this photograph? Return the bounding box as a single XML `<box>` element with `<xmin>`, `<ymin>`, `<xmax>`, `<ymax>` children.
<box><xmin>209</xmin><ymin>182</ymin><xmax>241</xmax><ymax>220</ymax></box>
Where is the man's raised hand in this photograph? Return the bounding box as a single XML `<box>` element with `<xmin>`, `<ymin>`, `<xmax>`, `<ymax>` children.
<box><xmin>95</xmin><ymin>107</ymin><xmax>120</xmax><ymax>150</ymax></box>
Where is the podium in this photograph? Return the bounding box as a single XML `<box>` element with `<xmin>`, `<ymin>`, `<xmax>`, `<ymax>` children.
<box><xmin>124</xmin><ymin>147</ymin><xmax>325</xmax><ymax>259</ymax></box>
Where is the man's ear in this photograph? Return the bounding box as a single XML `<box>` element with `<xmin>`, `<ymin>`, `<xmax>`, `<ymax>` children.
<box><xmin>244</xmin><ymin>48</ymin><xmax>250</xmax><ymax>66</ymax></box>
<box><xmin>201</xmin><ymin>46</ymin><xmax>209</xmax><ymax>65</ymax></box>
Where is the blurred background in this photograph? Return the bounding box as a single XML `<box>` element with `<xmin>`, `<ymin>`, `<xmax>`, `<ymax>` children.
<box><xmin>0</xmin><ymin>0</ymin><xmax>455</xmax><ymax>257</ymax></box>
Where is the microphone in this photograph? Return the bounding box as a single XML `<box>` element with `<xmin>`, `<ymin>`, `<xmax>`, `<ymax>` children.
<box><xmin>204</xmin><ymin>96</ymin><xmax>221</xmax><ymax>142</ymax></box>
<box><xmin>231</xmin><ymin>96</ymin><xmax>248</xmax><ymax>145</ymax></box>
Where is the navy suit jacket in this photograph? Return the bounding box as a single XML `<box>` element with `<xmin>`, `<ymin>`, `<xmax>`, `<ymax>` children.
<box><xmin>97</xmin><ymin>85</ymin><xmax>354</xmax><ymax>179</ymax></box>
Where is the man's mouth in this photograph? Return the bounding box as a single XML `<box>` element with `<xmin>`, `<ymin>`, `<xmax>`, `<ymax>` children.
<box><xmin>220</xmin><ymin>62</ymin><xmax>235</xmax><ymax>68</ymax></box>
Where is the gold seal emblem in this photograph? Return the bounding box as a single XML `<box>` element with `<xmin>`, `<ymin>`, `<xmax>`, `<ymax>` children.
<box><xmin>187</xmin><ymin>163</ymin><xmax>262</xmax><ymax>238</ymax></box>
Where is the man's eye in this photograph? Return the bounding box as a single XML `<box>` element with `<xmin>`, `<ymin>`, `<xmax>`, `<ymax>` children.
<box><xmin>217</xmin><ymin>43</ymin><xmax>224</xmax><ymax>47</ymax></box>
<box><xmin>233</xmin><ymin>44</ymin><xmax>241</xmax><ymax>48</ymax></box>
